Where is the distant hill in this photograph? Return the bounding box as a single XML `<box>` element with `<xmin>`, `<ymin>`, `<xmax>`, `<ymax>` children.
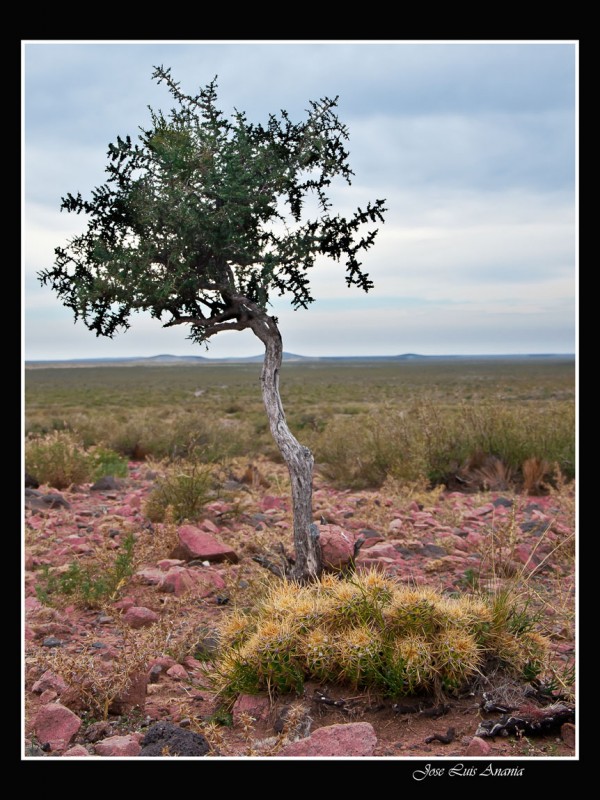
<box><xmin>25</xmin><ymin>352</ymin><xmax>574</xmax><ymax>368</ymax></box>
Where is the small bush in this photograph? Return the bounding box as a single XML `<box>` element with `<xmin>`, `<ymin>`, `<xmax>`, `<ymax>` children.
<box><xmin>211</xmin><ymin>572</ymin><xmax>550</xmax><ymax>702</ymax></box>
<box><xmin>89</xmin><ymin>446</ymin><xmax>129</xmax><ymax>480</ymax></box>
<box><xmin>143</xmin><ymin>460</ymin><xmax>218</xmax><ymax>523</ymax></box>
<box><xmin>25</xmin><ymin>431</ymin><xmax>92</xmax><ymax>489</ymax></box>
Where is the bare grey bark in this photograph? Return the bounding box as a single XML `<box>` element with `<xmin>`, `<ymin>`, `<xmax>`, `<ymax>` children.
<box><xmin>246</xmin><ymin>305</ymin><xmax>322</xmax><ymax>582</ymax></box>
<box><xmin>167</xmin><ymin>293</ymin><xmax>322</xmax><ymax>582</ymax></box>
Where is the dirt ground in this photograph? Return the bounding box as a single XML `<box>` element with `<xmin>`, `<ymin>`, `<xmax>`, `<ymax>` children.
<box><xmin>23</xmin><ymin>458</ymin><xmax>576</xmax><ymax>759</ymax></box>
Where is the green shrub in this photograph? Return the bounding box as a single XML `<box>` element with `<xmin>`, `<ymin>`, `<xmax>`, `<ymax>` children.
<box><xmin>144</xmin><ymin>460</ymin><xmax>218</xmax><ymax>522</ymax></box>
<box><xmin>25</xmin><ymin>431</ymin><xmax>93</xmax><ymax>489</ymax></box>
<box><xmin>25</xmin><ymin>431</ymin><xmax>128</xmax><ymax>488</ymax></box>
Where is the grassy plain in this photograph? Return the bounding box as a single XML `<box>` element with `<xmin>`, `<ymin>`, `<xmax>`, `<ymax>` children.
<box><xmin>24</xmin><ymin>356</ymin><xmax>575</xmax><ymax>490</ymax></box>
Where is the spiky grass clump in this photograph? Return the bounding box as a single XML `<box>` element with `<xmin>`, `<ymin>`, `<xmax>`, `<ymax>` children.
<box><xmin>212</xmin><ymin>571</ymin><xmax>551</xmax><ymax>703</ymax></box>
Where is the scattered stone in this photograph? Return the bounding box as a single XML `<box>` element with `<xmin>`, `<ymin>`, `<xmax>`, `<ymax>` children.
<box><xmin>561</xmin><ymin>722</ymin><xmax>575</xmax><ymax>749</ymax></box>
<box><xmin>135</xmin><ymin>567</ymin><xmax>165</xmax><ymax>585</ymax></box>
<box><xmin>170</xmin><ymin>525</ymin><xmax>239</xmax><ymax>564</ymax></box>
<box><xmin>26</xmin><ymin>492</ymin><xmax>71</xmax><ymax>511</ymax></box>
<box><xmin>318</xmin><ymin>524</ymin><xmax>355</xmax><ymax>571</ymax></box>
<box><xmin>232</xmin><ymin>693</ymin><xmax>272</xmax><ymax>726</ymax></box>
<box><xmin>94</xmin><ymin>735</ymin><xmax>142</xmax><ymax>757</ymax></box>
<box><xmin>32</xmin><ymin>670</ymin><xmax>68</xmax><ymax>694</ymax></box>
<box><xmin>42</xmin><ymin>636</ymin><xmax>62</xmax><ymax>648</ymax></box>
<box><xmin>90</xmin><ymin>476</ymin><xmax>124</xmax><ymax>491</ymax></box>
<box><xmin>108</xmin><ymin>670</ymin><xmax>148</xmax><ymax>715</ymax></box>
<box><xmin>84</xmin><ymin>721</ymin><xmax>113</xmax><ymax>743</ymax></box>
<box><xmin>140</xmin><ymin>722</ymin><xmax>210</xmax><ymax>757</ymax></box>
<box><xmin>39</xmin><ymin>690</ymin><xmax>58</xmax><ymax>704</ymax></box>
<box><xmin>160</xmin><ymin>565</ymin><xmax>226</xmax><ymax>597</ymax></box>
<box><xmin>33</xmin><ymin>703</ymin><xmax>81</xmax><ymax>752</ymax></box>
<box><xmin>466</xmin><ymin>736</ymin><xmax>492</xmax><ymax>756</ymax></box>
<box><xmin>62</xmin><ymin>744</ymin><xmax>90</xmax><ymax>757</ymax></box>
<box><xmin>166</xmin><ymin>664</ymin><xmax>188</xmax><ymax>680</ymax></box>
<box><xmin>122</xmin><ymin>606</ymin><xmax>160</xmax><ymax>629</ymax></box>
<box><xmin>492</xmin><ymin>497</ymin><xmax>514</xmax><ymax>508</ymax></box>
<box><xmin>280</xmin><ymin>722</ymin><xmax>377</xmax><ymax>757</ymax></box>
<box><xmin>421</xmin><ymin>544</ymin><xmax>448</xmax><ymax>558</ymax></box>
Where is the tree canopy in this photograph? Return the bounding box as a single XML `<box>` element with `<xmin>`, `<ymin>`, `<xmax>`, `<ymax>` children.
<box><xmin>39</xmin><ymin>65</ymin><xmax>387</xmax><ymax>345</ymax></box>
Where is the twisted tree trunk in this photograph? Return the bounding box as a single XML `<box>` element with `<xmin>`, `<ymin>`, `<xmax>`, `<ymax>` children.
<box><xmin>247</xmin><ymin>307</ymin><xmax>322</xmax><ymax>582</ymax></box>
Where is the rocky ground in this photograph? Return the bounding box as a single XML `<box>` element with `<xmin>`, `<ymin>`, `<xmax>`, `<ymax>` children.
<box><xmin>23</xmin><ymin>458</ymin><xmax>576</xmax><ymax>760</ymax></box>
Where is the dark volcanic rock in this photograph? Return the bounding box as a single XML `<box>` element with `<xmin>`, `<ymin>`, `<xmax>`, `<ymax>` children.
<box><xmin>140</xmin><ymin>722</ymin><xmax>210</xmax><ymax>756</ymax></box>
<box><xmin>91</xmin><ymin>476</ymin><xmax>124</xmax><ymax>491</ymax></box>
<box><xmin>25</xmin><ymin>472</ymin><xmax>40</xmax><ymax>488</ymax></box>
<box><xmin>26</xmin><ymin>491</ymin><xmax>71</xmax><ymax>511</ymax></box>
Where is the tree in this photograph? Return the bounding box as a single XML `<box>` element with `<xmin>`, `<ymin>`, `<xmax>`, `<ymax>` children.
<box><xmin>38</xmin><ymin>66</ymin><xmax>387</xmax><ymax>582</ymax></box>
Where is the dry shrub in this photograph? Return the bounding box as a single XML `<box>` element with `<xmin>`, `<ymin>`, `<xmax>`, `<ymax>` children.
<box><xmin>522</xmin><ymin>457</ymin><xmax>552</xmax><ymax>495</ymax></box>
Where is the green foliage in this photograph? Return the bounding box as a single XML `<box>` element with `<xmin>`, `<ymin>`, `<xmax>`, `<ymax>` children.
<box><xmin>89</xmin><ymin>446</ymin><xmax>129</xmax><ymax>479</ymax></box>
<box><xmin>35</xmin><ymin>533</ymin><xmax>136</xmax><ymax>607</ymax></box>
<box><xmin>25</xmin><ymin>431</ymin><xmax>128</xmax><ymax>488</ymax></box>
<box><xmin>39</xmin><ymin>66</ymin><xmax>385</xmax><ymax>343</ymax></box>
<box><xmin>211</xmin><ymin>572</ymin><xmax>550</xmax><ymax>701</ymax></box>
<box><xmin>143</xmin><ymin>460</ymin><xmax>218</xmax><ymax>522</ymax></box>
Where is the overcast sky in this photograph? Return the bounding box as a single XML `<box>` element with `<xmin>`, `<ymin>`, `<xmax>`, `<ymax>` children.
<box><xmin>23</xmin><ymin>41</ymin><xmax>577</xmax><ymax>359</ymax></box>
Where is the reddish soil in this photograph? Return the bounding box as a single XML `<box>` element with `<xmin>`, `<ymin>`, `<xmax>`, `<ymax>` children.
<box><xmin>23</xmin><ymin>458</ymin><xmax>576</xmax><ymax>760</ymax></box>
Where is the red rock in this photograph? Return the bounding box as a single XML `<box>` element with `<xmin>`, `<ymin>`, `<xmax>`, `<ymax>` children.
<box><xmin>32</xmin><ymin>670</ymin><xmax>68</xmax><ymax>694</ymax></box>
<box><xmin>259</xmin><ymin>495</ymin><xmax>286</xmax><ymax>511</ymax></box>
<box><xmin>33</xmin><ymin>703</ymin><xmax>81</xmax><ymax>752</ymax></box>
<box><xmin>135</xmin><ymin>568</ymin><xmax>164</xmax><ymax>585</ymax></box>
<box><xmin>232</xmin><ymin>694</ymin><xmax>271</xmax><ymax>725</ymax></box>
<box><xmin>62</xmin><ymin>744</ymin><xmax>90</xmax><ymax>757</ymax></box>
<box><xmin>466</xmin><ymin>736</ymin><xmax>492</xmax><ymax>756</ymax></box>
<box><xmin>148</xmin><ymin>656</ymin><xmax>178</xmax><ymax>671</ymax></box>
<box><xmin>40</xmin><ymin>690</ymin><xmax>58</xmax><ymax>704</ymax></box>
<box><xmin>199</xmin><ymin>518</ymin><xmax>220</xmax><ymax>534</ymax></box>
<box><xmin>465</xmin><ymin>531</ymin><xmax>484</xmax><ymax>547</ymax></box>
<box><xmin>94</xmin><ymin>735</ymin><xmax>142</xmax><ymax>757</ymax></box>
<box><xmin>108</xmin><ymin>670</ymin><xmax>148</xmax><ymax>715</ymax></box>
<box><xmin>123</xmin><ymin>606</ymin><xmax>160</xmax><ymax>629</ymax></box>
<box><xmin>281</xmin><ymin>722</ymin><xmax>377</xmax><ymax>757</ymax></box>
<box><xmin>359</xmin><ymin>536</ymin><xmax>386</xmax><ymax>548</ymax></box>
<box><xmin>25</xmin><ymin>626</ymin><xmax>36</xmax><ymax>641</ymax></box>
<box><xmin>160</xmin><ymin>566</ymin><xmax>226</xmax><ymax>597</ymax></box>
<box><xmin>112</xmin><ymin>596</ymin><xmax>136</xmax><ymax>611</ymax></box>
<box><xmin>170</xmin><ymin>525</ymin><xmax>238</xmax><ymax>564</ymax></box>
<box><xmin>514</xmin><ymin>544</ymin><xmax>541</xmax><ymax>568</ymax></box>
<box><xmin>156</xmin><ymin>558</ymin><xmax>185</xmax><ymax>569</ymax></box>
<box><xmin>561</xmin><ymin>722</ymin><xmax>575</xmax><ymax>749</ymax></box>
<box><xmin>166</xmin><ymin>664</ymin><xmax>188</xmax><ymax>680</ymax></box>
<box><xmin>356</xmin><ymin>542</ymin><xmax>402</xmax><ymax>560</ymax></box>
<box><xmin>24</xmin><ymin>596</ymin><xmax>44</xmax><ymax>612</ymax></box>
<box><xmin>318</xmin><ymin>525</ymin><xmax>354</xmax><ymax>571</ymax></box>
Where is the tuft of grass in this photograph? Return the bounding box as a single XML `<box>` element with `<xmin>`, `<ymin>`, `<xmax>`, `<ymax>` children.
<box><xmin>211</xmin><ymin>571</ymin><xmax>551</xmax><ymax>703</ymax></box>
<box><xmin>34</xmin><ymin>532</ymin><xmax>136</xmax><ymax>608</ymax></box>
<box><xmin>143</xmin><ymin>460</ymin><xmax>219</xmax><ymax>523</ymax></box>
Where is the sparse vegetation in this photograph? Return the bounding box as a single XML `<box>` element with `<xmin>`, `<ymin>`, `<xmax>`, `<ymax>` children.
<box><xmin>25</xmin><ymin>430</ymin><xmax>129</xmax><ymax>489</ymax></box>
<box><xmin>25</xmin><ymin>358</ymin><xmax>575</xmax><ymax>493</ymax></box>
<box><xmin>35</xmin><ymin>532</ymin><xmax>136</xmax><ymax>607</ymax></box>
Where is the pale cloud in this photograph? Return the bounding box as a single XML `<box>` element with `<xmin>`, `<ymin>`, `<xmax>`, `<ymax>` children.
<box><xmin>23</xmin><ymin>41</ymin><xmax>576</xmax><ymax>359</ymax></box>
